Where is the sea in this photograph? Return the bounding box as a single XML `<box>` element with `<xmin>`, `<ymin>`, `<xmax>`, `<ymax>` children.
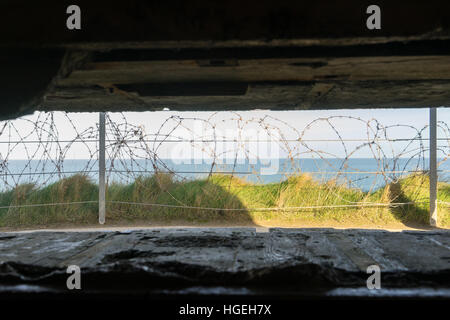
<box><xmin>0</xmin><ymin>158</ymin><xmax>448</xmax><ymax>192</ymax></box>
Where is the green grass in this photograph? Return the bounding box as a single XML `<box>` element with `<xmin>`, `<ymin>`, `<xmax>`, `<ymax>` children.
<box><xmin>0</xmin><ymin>175</ymin><xmax>99</xmax><ymax>226</ymax></box>
<box><xmin>0</xmin><ymin>173</ymin><xmax>448</xmax><ymax>228</ymax></box>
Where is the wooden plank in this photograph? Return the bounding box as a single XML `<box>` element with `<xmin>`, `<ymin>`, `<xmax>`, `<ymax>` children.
<box><xmin>42</xmin><ymin>80</ymin><xmax>450</xmax><ymax>111</ymax></box>
<box><xmin>56</xmin><ymin>56</ymin><xmax>450</xmax><ymax>87</ymax></box>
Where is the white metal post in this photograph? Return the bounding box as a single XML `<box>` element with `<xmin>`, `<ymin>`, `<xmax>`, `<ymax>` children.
<box><xmin>429</xmin><ymin>107</ymin><xmax>438</xmax><ymax>227</ymax></box>
<box><xmin>99</xmin><ymin>112</ymin><xmax>106</xmax><ymax>224</ymax></box>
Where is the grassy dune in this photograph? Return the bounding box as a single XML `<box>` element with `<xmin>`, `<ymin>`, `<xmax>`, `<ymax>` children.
<box><xmin>0</xmin><ymin>173</ymin><xmax>448</xmax><ymax>228</ymax></box>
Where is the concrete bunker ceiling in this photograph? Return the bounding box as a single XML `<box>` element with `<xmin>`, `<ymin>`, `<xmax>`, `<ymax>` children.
<box><xmin>0</xmin><ymin>0</ymin><xmax>449</xmax><ymax>119</ymax></box>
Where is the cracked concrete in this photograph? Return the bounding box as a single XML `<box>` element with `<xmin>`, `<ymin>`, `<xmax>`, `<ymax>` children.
<box><xmin>0</xmin><ymin>228</ymin><xmax>449</xmax><ymax>297</ymax></box>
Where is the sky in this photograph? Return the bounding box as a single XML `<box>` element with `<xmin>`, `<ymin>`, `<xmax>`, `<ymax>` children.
<box><xmin>0</xmin><ymin>107</ymin><xmax>448</xmax><ymax>161</ymax></box>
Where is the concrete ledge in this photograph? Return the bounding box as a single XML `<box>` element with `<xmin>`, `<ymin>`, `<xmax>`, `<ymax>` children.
<box><xmin>0</xmin><ymin>228</ymin><xmax>449</xmax><ymax>297</ymax></box>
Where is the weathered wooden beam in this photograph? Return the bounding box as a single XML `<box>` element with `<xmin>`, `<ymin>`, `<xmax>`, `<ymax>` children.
<box><xmin>56</xmin><ymin>56</ymin><xmax>450</xmax><ymax>87</ymax></box>
<box><xmin>3</xmin><ymin>41</ymin><xmax>450</xmax><ymax>118</ymax></box>
<box><xmin>60</xmin><ymin>37</ymin><xmax>450</xmax><ymax>51</ymax></box>
<box><xmin>42</xmin><ymin>80</ymin><xmax>450</xmax><ymax>111</ymax></box>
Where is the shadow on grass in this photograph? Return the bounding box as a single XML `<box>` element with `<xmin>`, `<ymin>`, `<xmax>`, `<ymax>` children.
<box><xmin>107</xmin><ymin>173</ymin><xmax>256</xmax><ymax>226</ymax></box>
<box><xmin>1</xmin><ymin>173</ymin><xmax>447</xmax><ymax>230</ymax></box>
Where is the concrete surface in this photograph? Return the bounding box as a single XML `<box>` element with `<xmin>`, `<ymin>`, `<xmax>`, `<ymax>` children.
<box><xmin>0</xmin><ymin>228</ymin><xmax>449</xmax><ymax>298</ymax></box>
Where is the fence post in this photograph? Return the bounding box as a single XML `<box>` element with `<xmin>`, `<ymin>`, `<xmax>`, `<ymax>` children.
<box><xmin>429</xmin><ymin>107</ymin><xmax>438</xmax><ymax>227</ymax></box>
<box><xmin>99</xmin><ymin>112</ymin><xmax>106</xmax><ymax>224</ymax></box>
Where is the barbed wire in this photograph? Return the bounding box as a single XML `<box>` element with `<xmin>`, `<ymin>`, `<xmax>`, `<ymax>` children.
<box><xmin>0</xmin><ymin>111</ymin><xmax>448</xmax><ymax>217</ymax></box>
